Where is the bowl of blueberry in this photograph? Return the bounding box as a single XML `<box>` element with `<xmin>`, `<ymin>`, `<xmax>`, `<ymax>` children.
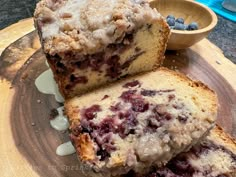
<box><xmin>150</xmin><ymin>0</ymin><xmax>218</xmax><ymax>50</ymax></box>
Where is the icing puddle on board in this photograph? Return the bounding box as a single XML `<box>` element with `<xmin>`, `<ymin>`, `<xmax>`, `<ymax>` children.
<box><xmin>56</xmin><ymin>141</ymin><xmax>76</xmax><ymax>156</ymax></box>
<box><xmin>35</xmin><ymin>69</ymin><xmax>65</xmax><ymax>103</ymax></box>
<box><xmin>35</xmin><ymin>67</ymin><xmax>75</xmax><ymax>156</ymax></box>
<box><xmin>50</xmin><ymin>106</ymin><xmax>69</xmax><ymax>131</ymax></box>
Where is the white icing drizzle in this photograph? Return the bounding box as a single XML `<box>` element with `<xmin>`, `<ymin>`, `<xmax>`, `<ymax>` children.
<box><xmin>35</xmin><ymin>63</ymin><xmax>74</xmax><ymax>156</ymax></box>
<box><xmin>50</xmin><ymin>106</ymin><xmax>69</xmax><ymax>131</ymax></box>
<box><xmin>35</xmin><ymin>0</ymin><xmax>161</xmax><ymax>55</ymax></box>
<box><xmin>56</xmin><ymin>141</ymin><xmax>76</xmax><ymax>156</ymax></box>
<box><xmin>35</xmin><ymin>69</ymin><xmax>64</xmax><ymax>103</ymax></box>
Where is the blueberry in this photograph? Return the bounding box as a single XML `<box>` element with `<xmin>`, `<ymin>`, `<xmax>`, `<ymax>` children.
<box><xmin>174</xmin><ymin>22</ymin><xmax>185</xmax><ymax>30</ymax></box>
<box><xmin>166</xmin><ymin>18</ymin><xmax>175</xmax><ymax>26</ymax></box>
<box><xmin>175</xmin><ymin>18</ymin><xmax>184</xmax><ymax>24</ymax></box>
<box><xmin>187</xmin><ymin>22</ymin><xmax>198</xmax><ymax>30</ymax></box>
<box><xmin>166</xmin><ymin>15</ymin><xmax>175</xmax><ymax>20</ymax></box>
<box><xmin>184</xmin><ymin>24</ymin><xmax>188</xmax><ymax>30</ymax></box>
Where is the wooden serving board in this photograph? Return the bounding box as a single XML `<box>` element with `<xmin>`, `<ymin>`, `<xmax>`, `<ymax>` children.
<box><xmin>0</xmin><ymin>18</ymin><xmax>236</xmax><ymax>177</ymax></box>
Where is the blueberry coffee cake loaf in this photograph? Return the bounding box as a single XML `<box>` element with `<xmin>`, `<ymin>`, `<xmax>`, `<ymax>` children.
<box><xmin>34</xmin><ymin>0</ymin><xmax>170</xmax><ymax>99</ymax></box>
<box><xmin>65</xmin><ymin>68</ymin><xmax>218</xmax><ymax>177</ymax></box>
<box><xmin>128</xmin><ymin>125</ymin><xmax>236</xmax><ymax>177</ymax></box>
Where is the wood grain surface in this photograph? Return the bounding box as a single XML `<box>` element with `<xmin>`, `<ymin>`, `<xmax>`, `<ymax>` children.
<box><xmin>0</xmin><ymin>18</ymin><xmax>236</xmax><ymax>177</ymax></box>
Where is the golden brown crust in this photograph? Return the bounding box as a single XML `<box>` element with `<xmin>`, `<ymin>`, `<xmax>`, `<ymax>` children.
<box><xmin>71</xmin><ymin>133</ymin><xmax>96</xmax><ymax>161</ymax></box>
<box><xmin>65</xmin><ymin>104</ymin><xmax>80</xmax><ymax>124</ymax></box>
<box><xmin>211</xmin><ymin>125</ymin><xmax>236</xmax><ymax>153</ymax></box>
<box><xmin>66</xmin><ymin>105</ymin><xmax>97</xmax><ymax>162</ymax></box>
<box><xmin>66</xmin><ymin>105</ymin><xmax>96</xmax><ymax>162</ymax></box>
<box><xmin>153</xmin><ymin>18</ymin><xmax>171</xmax><ymax>69</ymax></box>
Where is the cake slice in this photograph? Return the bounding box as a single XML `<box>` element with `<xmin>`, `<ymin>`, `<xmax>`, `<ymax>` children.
<box><xmin>34</xmin><ymin>0</ymin><xmax>170</xmax><ymax>99</ymax></box>
<box><xmin>129</xmin><ymin>125</ymin><xmax>236</xmax><ymax>177</ymax></box>
<box><xmin>65</xmin><ymin>68</ymin><xmax>218</xmax><ymax>177</ymax></box>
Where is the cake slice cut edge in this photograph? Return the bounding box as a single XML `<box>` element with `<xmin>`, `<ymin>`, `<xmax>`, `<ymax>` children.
<box><xmin>34</xmin><ymin>0</ymin><xmax>170</xmax><ymax>99</ymax></box>
<box><xmin>129</xmin><ymin>125</ymin><xmax>236</xmax><ymax>177</ymax></box>
<box><xmin>65</xmin><ymin>67</ymin><xmax>218</xmax><ymax>177</ymax></box>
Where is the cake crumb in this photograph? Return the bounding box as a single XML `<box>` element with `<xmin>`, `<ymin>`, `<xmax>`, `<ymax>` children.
<box><xmin>49</xmin><ymin>108</ymin><xmax>59</xmax><ymax>120</ymax></box>
<box><xmin>216</xmin><ymin>60</ymin><xmax>221</xmax><ymax>65</ymax></box>
<box><xmin>34</xmin><ymin>0</ymin><xmax>161</xmax><ymax>55</ymax></box>
<box><xmin>21</xmin><ymin>73</ymin><xmax>28</xmax><ymax>80</ymax></box>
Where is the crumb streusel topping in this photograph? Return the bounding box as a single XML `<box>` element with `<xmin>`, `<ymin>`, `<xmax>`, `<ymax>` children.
<box><xmin>34</xmin><ymin>0</ymin><xmax>161</xmax><ymax>56</ymax></box>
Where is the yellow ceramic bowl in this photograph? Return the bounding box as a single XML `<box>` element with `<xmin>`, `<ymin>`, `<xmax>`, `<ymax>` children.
<box><xmin>150</xmin><ymin>0</ymin><xmax>218</xmax><ymax>50</ymax></box>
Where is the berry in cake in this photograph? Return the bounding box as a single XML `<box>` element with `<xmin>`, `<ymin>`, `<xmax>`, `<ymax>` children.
<box><xmin>34</xmin><ymin>0</ymin><xmax>170</xmax><ymax>99</ymax></box>
<box><xmin>65</xmin><ymin>68</ymin><xmax>218</xmax><ymax>177</ymax></box>
<box><xmin>126</xmin><ymin>126</ymin><xmax>236</xmax><ymax>177</ymax></box>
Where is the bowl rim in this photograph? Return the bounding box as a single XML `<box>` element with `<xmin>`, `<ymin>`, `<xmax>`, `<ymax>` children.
<box><xmin>151</xmin><ymin>0</ymin><xmax>218</xmax><ymax>34</ymax></box>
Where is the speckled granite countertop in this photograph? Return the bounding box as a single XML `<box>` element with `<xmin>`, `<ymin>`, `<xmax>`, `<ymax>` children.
<box><xmin>0</xmin><ymin>0</ymin><xmax>235</xmax><ymax>63</ymax></box>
